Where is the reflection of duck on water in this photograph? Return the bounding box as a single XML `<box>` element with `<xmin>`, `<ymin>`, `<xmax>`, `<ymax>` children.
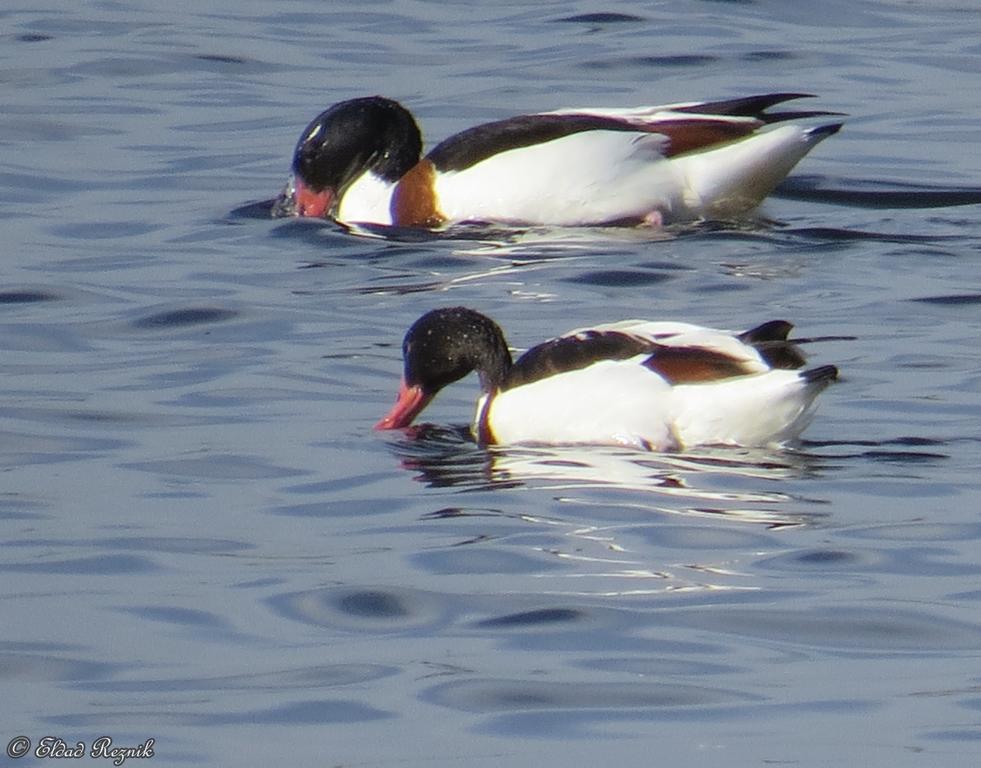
<box><xmin>389</xmin><ymin>427</ymin><xmax>827</xmax><ymax>528</ymax></box>
<box><xmin>376</xmin><ymin>308</ymin><xmax>838</xmax><ymax>451</ymax></box>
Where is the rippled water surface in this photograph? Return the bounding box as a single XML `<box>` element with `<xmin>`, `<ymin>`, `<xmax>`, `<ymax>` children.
<box><xmin>3</xmin><ymin>1</ymin><xmax>981</xmax><ymax>765</ymax></box>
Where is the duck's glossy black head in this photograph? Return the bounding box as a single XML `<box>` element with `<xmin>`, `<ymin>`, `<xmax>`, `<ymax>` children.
<box><xmin>274</xmin><ymin>96</ymin><xmax>422</xmax><ymax>218</ymax></box>
<box><xmin>376</xmin><ymin>307</ymin><xmax>513</xmax><ymax>430</ymax></box>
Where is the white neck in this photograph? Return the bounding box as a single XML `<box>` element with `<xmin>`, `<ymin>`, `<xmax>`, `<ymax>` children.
<box><xmin>336</xmin><ymin>171</ymin><xmax>396</xmax><ymax>225</ymax></box>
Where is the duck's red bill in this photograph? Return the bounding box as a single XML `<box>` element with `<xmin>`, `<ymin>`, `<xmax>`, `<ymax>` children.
<box><xmin>294</xmin><ymin>178</ymin><xmax>334</xmax><ymax>218</ymax></box>
<box><xmin>375</xmin><ymin>380</ymin><xmax>432</xmax><ymax>430</ymax></box>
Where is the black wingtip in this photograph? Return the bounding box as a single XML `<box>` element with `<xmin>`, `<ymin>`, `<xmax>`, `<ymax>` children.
<box><xmin>675</xmin><ymin>93</ymin><xmax>845</xmax><ymax>125</ymax></box>
<box><xmin>801</xmin><ymin>364</ymin><xmax>839</xmax><ymax>385</ymax></box>
<box><xmin>738</xmin><ymin>319</ymin><xmax>794</xmax><ymax>344</ymax></box>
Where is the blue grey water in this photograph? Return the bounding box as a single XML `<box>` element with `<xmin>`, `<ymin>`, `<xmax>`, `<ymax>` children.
<box><xmin>2</xmin><ymin>1</ymin><xmax>981</xmax><ymax>765</ymax></box>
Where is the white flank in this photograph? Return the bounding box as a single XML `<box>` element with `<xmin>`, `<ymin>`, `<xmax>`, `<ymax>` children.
<box><xmin>470</xmin><ymin>317</ymin><xmax>835</xmax><ymax>450</ymax></box>
<box><xmin>670</xmin><ymin>124</ymin><xmax>827</xmax><ymax>218</ymax></box>
<box><xmin>480</xmin><ymin>357</ymin><xmax>679</xmax><ymax>450</ymax></box>
<box><xmin>431</xmin><ymin>122</ymin><xmax>831</xmax><ymax>226</ymax></box>
<box><xmin>479</xmin><ymin>360</ymin><xmax>828</xmax><ymax>451</ymax></box>
<box><xmin>336</xmin><ymin>171</ymin><xmax>396</xmax><ymax>225</ymax></box>
<box><xmin>433</xmin><ymin>130</ymin><xmax>674</xmax><ymax>226</ymax></box>
<box><xmin>669</xmin><ymin>369</ymin><xmax>828</xmax><ymax>448</ymax></box>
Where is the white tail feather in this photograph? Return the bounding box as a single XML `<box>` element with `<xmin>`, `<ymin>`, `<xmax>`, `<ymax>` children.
<box><xmin>673</xmin><ymin>124</ymin><xmax>834</xmax><ymax>217</ymax></box>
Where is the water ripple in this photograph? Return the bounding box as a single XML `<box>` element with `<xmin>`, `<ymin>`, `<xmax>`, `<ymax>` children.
<box><xmin>553</xmin><ymin>13</ymin><xmax>646</xmax><ymax>24</ymax></box>
<box><xmin>422</xmin><ymin>677</ymin><xmax>763</xmax><ymax>714</ymax></box>
<box><xmin>268</xmin><ymin>586</ymin><xmax>452</xmax><ymax>634</ymax></box>
<box><xmin>662</xmin><ymin>605</ymin><xmax>981</xmax><ymax>652</ymax></box>
<box><xmin>132</xmin><ymin>306</ymin><xmax>239</xmax><ymax>329</ymax></box>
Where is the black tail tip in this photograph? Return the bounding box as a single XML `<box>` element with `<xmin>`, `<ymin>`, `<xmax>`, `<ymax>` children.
<box><xmin>802</xmin><ymin>364</ymin><xmax>839</xmax><ymax>385</ymax></box>
<box><xmin>808</xmin><ymin>122</ymin><xmax>844</xmax><ymax>139</ymax></box>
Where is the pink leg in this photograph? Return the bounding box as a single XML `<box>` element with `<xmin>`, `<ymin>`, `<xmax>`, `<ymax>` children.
<box><xmin>641</xmin><ymin>210</ymin><xmax>664</xmax><ymax>227</ymax></box>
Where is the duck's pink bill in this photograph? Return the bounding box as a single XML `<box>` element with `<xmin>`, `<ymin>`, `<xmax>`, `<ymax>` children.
<box><xmin>375</xmin><ymin>380</ymin><xmax>431</xmax><ymax>430</ymax></box>
<box><xmin>294</xmin><ymin>179</ymin><xmax>333</xmax><ymax>218</ymax></box>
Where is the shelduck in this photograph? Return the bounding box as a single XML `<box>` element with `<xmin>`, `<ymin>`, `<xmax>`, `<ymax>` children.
<box><xmin>375</xmin><ymin>307</ymin><xmax>838</xmax><ymax>451</ymax></box>
<box><xmin>273</xmin><ymin>93</ymin><xmax>841</xmax><ymax>228</ymax></box>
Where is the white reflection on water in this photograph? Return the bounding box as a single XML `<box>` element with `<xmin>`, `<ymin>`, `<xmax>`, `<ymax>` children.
<box><xmin>389</xmin><ymin>428</ymin><xmax>830</xmax><ymax>529</ymax></box>
<box><xmin>418</xmin><ymin>502</ymin><xmax>771</xmax><ymax>599</ymax></box>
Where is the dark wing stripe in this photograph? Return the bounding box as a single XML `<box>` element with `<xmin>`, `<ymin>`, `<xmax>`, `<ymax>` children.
<box><xmin>427</xmin><ymin>114</ymin><xmax>770</xmax><ymax>172</ymax></box>
<box><xmin>506</xmin><ymin>331</ymin><xmax>774</xmax><ymax>388</ymax></box>
<box><xmin>642</xmin><ymin>346</ymin><xmax>758</xmax><ymax>384</ymax></box>
<box><xmin>427</xmin><ymin>114</ymin><xmax>646</xmax><ymax>173</ymax></box>
<box><xmin>505</xmin><ymin>330</ymin><xmax>655</xmax><ymax>390</ymax></box>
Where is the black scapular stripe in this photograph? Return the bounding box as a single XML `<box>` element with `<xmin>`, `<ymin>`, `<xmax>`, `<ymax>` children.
<box><xmin>428</xmin><ymin>114</ymin><xmax>645</xmax><ymax>173</ymax></box>
<box><xmin>504</xmin><ymin>330</ymin><xmax>655</xmax><ymax>390</ymax></box>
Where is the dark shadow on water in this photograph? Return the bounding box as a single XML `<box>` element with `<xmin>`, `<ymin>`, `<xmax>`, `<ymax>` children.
<box><xmin>803</xmin><ymin>436</ymin><xmax>950</xmax><ymax>465</ymax></box>
<box><xmin>228</xmin><ymin>198</ymin><xmax>276</xmax><ymax>219</ymax></box>
<box><xmin>562</xmin><ymin>268</ymin><xmax>677</xmax><ymax>287</ymax></box>
<box><xmin>132</xmin><ymin>306</ymin><xmax>238</xmax><ymax>330</ymax></box>
<box><xmin>552</xmin><ymin>12</ymin><xmax>647</xmax><ymax>24</ymax></box>
<box><xmin>583</xmin><ymin>54</ymin><xmax>720</xmax><ymax>69</ymax></box>
<box><xmin>908</xmin><ymin>293</ymin><xmax>981</xmax><ymax>306</ymax></box>
<box><xmin>776</xmin><ymin>174</ymin><xmax>981</xmax><ymax>209</ymax></box>
<box><xmin>475</xmin><ymin>607</ymin><xmax>585</xmax><ymax>628</ymax></box>
<box><xmin>777</xmin><ymin>226</ymin><xmax>962</xmax><ymax>244</ymax></box>
<box><xmin>0</xmin><ymin>289</ymin><xmax>59</xmax><ymax>304</ymax></box>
